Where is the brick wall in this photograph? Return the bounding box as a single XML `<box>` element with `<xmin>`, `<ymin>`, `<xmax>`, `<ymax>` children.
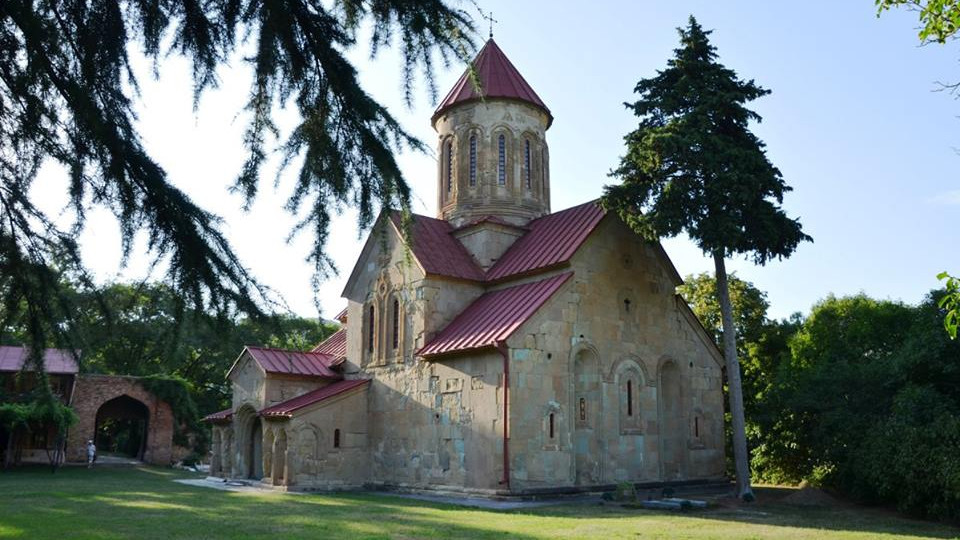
<box><xmin>66</xmin><ymin>375</ymin><xmax>175</xmax><ymax>465</ymax></box>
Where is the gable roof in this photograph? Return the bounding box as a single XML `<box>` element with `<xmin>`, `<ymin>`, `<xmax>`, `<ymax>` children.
<box><xmin>310</xmin><ymin>328</ymin><xmax>347</xmax><ymax>364</ymax></box>
<box><xmin>0</xmin><ymin>346</ymin><xmax>78</xmax><ymax>374</ymax></box>
<box><xmin>486</xmin><ymin>201</ymin><xmax>606</xmax><ymax>282</ymax></box>
<box><xmin>390</xmin><ymin>212</ymin><xmax>485</xmax><ymax>281</ymax></box>
<box><xmin>259</xmin><ymin>379</ymin><xmax>370</xmax><ymax>418</ymax></box>
<box><xmin>433</xmin><ymin>39</ymin><xmax>551</xmax><ymax>126</ymax></box>
<box><xmin>418</xmin><ymin>272</ymin><xmax>573</xmax><ymax>358</ymax></box>
<box><xmin>226</xmin><ymin>346</ymin><xmax>341</xmax><ymax>381</ymax></box>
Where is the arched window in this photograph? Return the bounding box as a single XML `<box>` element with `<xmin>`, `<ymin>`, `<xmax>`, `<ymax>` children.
<box><xmin>391</xmin><ymin>298</ymin><xmax>400</xmax><ymax>350</ymax></box>
<box><xmin>549</xmin><ymin>413</ymin><xmax>555</xmax><ymax>439</ymax></box>
<box><xmin>469</xmin><ymin>135</ymin><xmax>477</xmax><ymax>186</ymax></box>
<box><xmin>524</xmin><ymin>139</ymin><xmax>531</xmax><ymax>189</ymax></box>
<box><xmin>497</xmin><ymin>134</ymin><xmax>506</xmax><ymax>185</ymax></box>
<box><xmin>445</xmin><ymin>140</ymin><xmax>453</xmax><ymax>193</ymax></box>
<box><xmin>618</xmin><ymin>364</ymin><xmax>644</xmax><ymax>434</ymax></box>
<box><xmin>333</xmin><ymin>429</ymin><xmax>341</xmax><ymax>448</ymax></box>
<box><xmin>367</xmin><ymin>304</ymin><xmax>375</xmax><ymax>354</ymax></box>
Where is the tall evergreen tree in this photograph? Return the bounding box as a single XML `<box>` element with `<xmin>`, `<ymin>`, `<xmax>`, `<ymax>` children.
<box><xmin>604</xmin><ymin>16</ymin><xmax>811</xmax><ymax>499</ymax></box>
<box><xmin>0</xmin><ymin>0</ymin><xmax>474</xmax><ymax>372</ymax></box>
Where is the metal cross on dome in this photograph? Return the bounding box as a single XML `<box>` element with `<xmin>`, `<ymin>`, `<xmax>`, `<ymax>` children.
<box><xmin>481</xmin><ymin>10</ymin><xmax>498</xmax><ymax>39</ymax></box>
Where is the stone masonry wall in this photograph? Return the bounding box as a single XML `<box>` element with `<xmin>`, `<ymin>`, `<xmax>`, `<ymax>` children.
<box><xmin>505</xmin><ymin>216</ymin><xmax>726</xmax><ymax>491</ymax></box>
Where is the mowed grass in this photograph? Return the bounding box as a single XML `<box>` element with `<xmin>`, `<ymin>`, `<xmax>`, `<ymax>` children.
<box><xmin>0</xmin><ymin>466</ymin><xmax>957</xmax><ymax>540</ymax></box>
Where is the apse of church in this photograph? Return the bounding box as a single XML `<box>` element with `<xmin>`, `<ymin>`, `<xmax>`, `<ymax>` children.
<box><xmin>206</xmin><ymin>38</ymin><xmax>727</xmax><ymax>494</ymax></box>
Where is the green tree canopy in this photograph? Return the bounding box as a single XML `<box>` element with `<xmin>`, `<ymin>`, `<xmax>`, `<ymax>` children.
<box><xmin>679</xmin><ymin>272</ymin><xmax>770</xmax><ymax>354</ymax></box>
<box><xmin>755</xmin><ymin>291</ymin><xmax>960</xmax><ymax>519</ymax></box>
<box><xmin>0</xmin><ymin>0</ymin><xmax>474</xmax><ymax>371</ymax></box>
<box><xmin>604</xmin><ymin>16</ymin><xmax>811</xmax><ymax>499</ymax></box>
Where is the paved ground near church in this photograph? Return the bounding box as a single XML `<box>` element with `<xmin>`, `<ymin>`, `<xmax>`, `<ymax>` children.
<box><xmin>1</xmin><ymin>466</ymin><xmax>957</xmax><ymax>539</ymax></box>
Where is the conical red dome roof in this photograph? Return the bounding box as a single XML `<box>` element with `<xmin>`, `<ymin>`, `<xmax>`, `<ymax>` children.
<box><xmin>432</xmin><ymin>39</ymin><xmax>551</xmax><ymax>126</ymax></box>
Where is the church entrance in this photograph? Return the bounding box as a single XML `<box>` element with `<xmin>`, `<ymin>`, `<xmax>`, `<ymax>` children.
<box><xmin>658</xmin><ymin>360</ymin><xmax>687</xmax><ymax>480</ymax></box>
<box><xmin>573</xmin><ymin>348</ymin><xmax>601</xmax><ymax>485</ymax></box>
<box><xmin>247</xmin><ymin>417</ymin><xmax>263</xmax><ymax>480</ymax></box>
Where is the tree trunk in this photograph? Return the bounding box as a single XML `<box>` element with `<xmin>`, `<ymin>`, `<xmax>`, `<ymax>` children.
<box><xmin>714</xmin><ymin>251</ymin><xmax>754</xmax><ymax>501</ymax></box>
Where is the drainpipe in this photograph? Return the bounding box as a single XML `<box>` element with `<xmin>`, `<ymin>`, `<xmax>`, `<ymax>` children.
<box><xmin>495</xmin><ymin>340</ymin><xmax>510</xmax><ymax>491</ymax></box>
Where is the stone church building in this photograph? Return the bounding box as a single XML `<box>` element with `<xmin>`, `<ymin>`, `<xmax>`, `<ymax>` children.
<box><xmin>205</xmin><ymin>39</ymin><xmax>726</xmax><ymax>495</ymax></box>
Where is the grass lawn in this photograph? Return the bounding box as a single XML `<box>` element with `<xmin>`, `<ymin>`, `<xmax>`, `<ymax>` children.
<box><xmin>0</xmin><ymin>466</ymin><xmax>957</xmax><ymax>539</ymax></box>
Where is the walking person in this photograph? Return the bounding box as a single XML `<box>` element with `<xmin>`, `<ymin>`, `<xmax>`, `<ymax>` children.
<box><xmin>86</xmin><ymin>440</ymin><xmax>96</xmax><ymax>468</ymax></box>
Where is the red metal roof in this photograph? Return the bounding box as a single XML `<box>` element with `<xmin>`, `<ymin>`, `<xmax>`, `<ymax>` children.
<box><xmin>259</xmin><ymin>379</ymin><xmax>370</xmax><ymax>418</ymax></box>
<box><xmin>0</xmin><ymin>346</ymin><xmax>78</xmax><ymax>374</ymax></box>
<box><xmin>418</xmin><ymin>272</ymin><xmax>573</xmax><ymax>358</ymax></box>
<box><xmin>333</xmin><ymin>307</ymin><xmax>348</xmax><ymax>322</ymax></box>
<box><xmin>244</xmin><ymin>346</ymin><xmax>341</xmax><ymax>379</ymax></box>
<box><xmin>392</xmin><ymin>212</ymin><xmax>485</xmax><ymax>281</ymax></box>
<box><xmin>486</xmin><ymin>200</ymin><xmax>605</xmax><ymax>282</ymax></box>
<box><xmin>203</xmin><ymin>408</ymin><xmax>234</xmax><ymax>423</ymax></box>
<box><xmin>433</xmin><ymin>39</ymin><xmax>551</xmax><ymax>125</ymax></box>
<box><xmin>310</xmin><ymin>328</ymin><xmax>346</xmax><ymax>364</ymax></box>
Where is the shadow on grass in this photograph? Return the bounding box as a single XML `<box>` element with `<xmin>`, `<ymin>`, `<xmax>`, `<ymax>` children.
<box><xmin>1</xmin><ymin>467</ymin><xmax>957</xmax><ymax>539</ymax></box>
<box><xmin>522</xmin><ymin>486</ymin><xmax>959</xmax><ymax>539</ymax></box>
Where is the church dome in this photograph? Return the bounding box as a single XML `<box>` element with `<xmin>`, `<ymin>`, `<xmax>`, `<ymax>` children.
<box><xmin>432</xmin><ymin>39</ymin><xmax>552</xmax><ymax>128</ymax></box>
<box><xmin>432</xmin><ymin>39</ymin><xmax>552</xmax><ymax>228</ymax></box>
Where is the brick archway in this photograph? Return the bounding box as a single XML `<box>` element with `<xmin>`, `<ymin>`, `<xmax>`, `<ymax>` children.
<box><xmin>66</xmin><ymin>375</ymin><xmax>175</xmax><ymax>465</ymax></box>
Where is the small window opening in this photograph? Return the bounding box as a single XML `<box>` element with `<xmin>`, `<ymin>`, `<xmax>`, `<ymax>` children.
<box><xmin>694</xmin><ymin>417</ymin><xmax>700</xmax><ymax>438</ymax></box>
<box><xmin>549</xmin><ymin>413</ymin><xmax>555</xmax><ymax>439</ymax></box>
<box><xmin>578</xmin><ymin>398</ymin><xmax>586</xmax><ymax>422</ymax></box>
<box><xmin>497</xmin><ymin>134</ymin><xmax>506</xmax><ymax>185</ymax></box>
<box><xmin>367</xmin><ymin>305</ymin><xmax>375</xmax><ymax>354</ymax></box>
<box><xmin>391</xmin><ymin>299</ymin><xmax>400</xmax><ymax>350</ymax></box>
<box><xmin>524</xmin><ymin>139</ymin><xmax>531</xmax><ymax>189</ymax></box>
<box><xmin>469</xmin><ymin>135</ymin><xmax>477</xmax><ymax>186</ymax></box>
<box><xmin>624</xmin><ymin>298</ymin><xmax>631</xmax><ymax>312</ymax></box>
<box><xmin>627</xmin><ymin>379</ymin><xmax>633</xmax><ymax>417</ymax></box>
<box><xmin>446</xmin><ymin>141</ymin><xmax>453</xmax><ymax>193</ymax></box>
<box><xmin>333</xmin><ymin>429</ymin><xmax>341</xmax><ymax>448</ymax></box>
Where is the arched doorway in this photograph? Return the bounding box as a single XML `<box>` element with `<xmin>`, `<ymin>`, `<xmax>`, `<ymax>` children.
<box><xmin>247</xmin><ymin>417</ymin><xmax>263</xmax><ymax>480</ymax></box>
<box><xmin>658</xmin><ymin>360</ymin><xmax>687</xmax><ymax>480</ymax></box>
<box><xmin>95</xmin><ymin>395</ymin><xmax>149</xmax><ymax>461</ymax></box>
<box><xmin>573</xmin><ymin>347</ymin><xmax>601</xmax><ymax>485</ymax></box>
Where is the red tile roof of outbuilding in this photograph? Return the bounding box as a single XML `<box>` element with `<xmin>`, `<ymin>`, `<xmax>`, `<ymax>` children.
<box><xmin>310</xmin><ymin>328</ymin><xmax>347</xmax><ymax>364</ymax></box>
<box><xmin>433</xmin><ymin>39</ymin><xmax>551</xmax><ymax>126</ymax></box>
<box><xmin>203</xmin><ymin>408</ymin><xmax>234</xmax><ymax>423</ymax></box>
<box><xmin>259</xmin><ymin>379</ymin><xmax>370</xmax><ymax>418</ymax></box>
<box><xmin>241</xmin><ymin>346</ymin><xmax>341</xmax><ymax>379</ymax></box>
<box><xmin>392</xmin><ymin>212</ymin><xmax>485</xmax><ymax>281</ymax></box>
<box><xmin>0</xmin><ymin>346</ymin><xmax>78</xmax><ymax>374</ymax></box>
<box><xmin>486</xmin><ymin>201</ymin><xmax>605</xmax><ymax>282</ymax></box>
<box><xmin>418</xmin><ymin>272</ymin><xmax>573</xmax><ymax>358</ymax></box>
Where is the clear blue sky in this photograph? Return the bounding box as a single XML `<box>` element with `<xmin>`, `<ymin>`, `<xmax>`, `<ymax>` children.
<box><xmin>41</xmin><ymin>1</ymin><xmax>960</xmax><ymax>321</ymax></box>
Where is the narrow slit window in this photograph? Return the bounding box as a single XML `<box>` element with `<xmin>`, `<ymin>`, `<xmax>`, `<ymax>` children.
<box><xmin>694</xmin><ymin>417</ymin><xmax>700</xmax><ymax>438</ymax></box>
<box><xmin>524</xmin><ymin>139</ymin><xmax>531</xmax><ymax>189</ymax></box>
<box><xmin>579</xmin><ymin>397</ymin><xmax>586</xmax><ymax>422</ymax></box>
<box><xmin>541</xmin><ymin>147</ymin><xmax>546</xmax><ymax>187</ymax></box>
<box><xmin>391</xmin><ymin>299</ymin><xmax>400</xmax><ymax>350</ymax></box>
<box><xmin>367</xmin><ymin>305</ymin><xmax>375</xmax><ymax>354</ymax></box>
<box><xmin>497</xmin><ymin>134</ymin><xmax>506</xmax><ymax>185</ymax></box>
<box><xmin>333</xmin><ymin>429</ymin><xmax>341</xmax><ymax>448</ymax></box>
<box><xmin>469</xmin><ymin>135</ymin><xmax>477</xmax><ymax>186</ymax></box>
<box><xmin>549</xmin><ymin>413</ymin><xmax>555</xmax><ymax>439</ymax></box>
<box><xmin>627</xmin><ymin>379</ymin><xmax>633</xmax><ymax>417</ymax></box>
<box><xmin>446</xmin><ymin>141</ymin><xmax>453</xmax><ymax>192</ymax></box>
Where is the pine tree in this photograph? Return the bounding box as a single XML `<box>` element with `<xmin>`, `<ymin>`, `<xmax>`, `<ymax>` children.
<box><xmin>604</xmin><ymin>16</ymin><xmax>811</xmax><ymax>500</ymax></box>
<box><xmin>0</xmin><ymin>1</ymin><xmax>474</xmax><ymax>372</ymax></box>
